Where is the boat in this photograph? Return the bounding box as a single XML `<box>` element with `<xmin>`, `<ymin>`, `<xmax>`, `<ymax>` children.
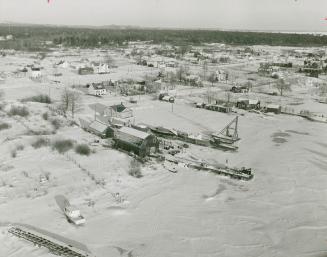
<box><xmin>64</xmin><ymin>205</ymin><xmax>86</xmax><ymax>225</ymax></box>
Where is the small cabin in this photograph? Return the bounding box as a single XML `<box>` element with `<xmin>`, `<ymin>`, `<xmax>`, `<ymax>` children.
<box><xmin>206</xmin><ymin>104</ymin><xmax>232</xmax><ymax>113</ymax></box>
<box><xmin>87</xmin><ymin>83</ymin><xmax>107</xmax><ymax>96</ymax></box>
<box><xmin>236</xmin><ymin>99</ymin><xmax>260</xmax><ymax>110</ymax></box>
<box><xmin>78</xmin><ymin>67</ymin><xmax>94</xmax><ymax>75</ymax></box>
<box><xmin>265</xmin><ymin>104</ymin><xmax>281</xmax><ymax>114</ymax></box>
<box><xmin>30</xmin><ymin>67</ymin><xmax>42</xmax><ymax>79</ymax></box>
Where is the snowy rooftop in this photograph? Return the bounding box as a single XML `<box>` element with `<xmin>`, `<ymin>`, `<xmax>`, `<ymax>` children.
<box><xmin>119</xmin><ymin>126</ymin><xmax>150</xmax><ymax>139</ymax></box>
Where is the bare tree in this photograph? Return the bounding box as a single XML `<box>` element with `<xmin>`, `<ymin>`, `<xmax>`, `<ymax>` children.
<box><xmin>166</xmin><ymin>71</ymin><xmax>177</xmax><ymax>83</ymax></box>
<box><xmin>177</xmin><ymin>45</ymin><xmax>191</xmax><ymax>57</ymax></box>
<box><xmin>208</xmin><ymin>72</ymin><xmax>217</xmax><ymax>86</ymax></box>
<box><xmin>104</xmin><ymin>54</ymin><xmax>115</xmax><ymax>68</ymax></box>
<box><xmin>176</xmin><ymin>65</ymin><xmax>189</xmax><ymax>83</ymax></box>
<box><xmin>60</xmin><ymin>88</ymin><xmax>70</xmax><ymax>116</ymax></box>
<box><xmin>245</xmin><ymin>81</ymin><xmax>253</xmax><ymax>92</ymax></box>
<box><xmin>274</xmin><ymin>78</ymin><xmax>291</xmax><ymax>96</ymax></box>
<box><xmin>225</xmin><ymin>92</ymin><xmax>232</xmax><ymax>105</ymax></box>
<box><xmin>318</xmin><ymin>83</ymin><xmax>327</xmax><ymax>96</ymax></box>
<box><xmin>202</xmin><ymin>60</ymin><xmax>208</xmax><ymax>80</ymax></box>
<box><xmin>0</xmin><ymin>90</ymin><xmax>4</xmax><ymax>100</ymax></box>
<box><xmin>70</xmin><ymin>91</ymin><xmax>83</xmax><ymax>119</ymax></box>
<box><xmin>0</xmin><ymin>90</ymin><xmax>4</xmax><ymax>109</ymax></box>
<box><xmin>60</xmin><ymin>89</ymin><xmax>83</xmax><ymax>118</ymax></box>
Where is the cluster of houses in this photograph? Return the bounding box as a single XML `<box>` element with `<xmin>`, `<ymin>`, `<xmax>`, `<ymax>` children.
<box><xmin>258</xmin><ymin>62</ymin><xmax>293</xmax><ymax>78</ymax></box>
<box><xmin>76</xmin><ymin>62</ymin><xmax>111</xmax><ymax>75</ymax></box>
<box><xmin>299</xmin><ymin>58</ymin><xmax>327</xmax><ymax>78</ymax></box>
<box><xmin>0</xmin><ymin>34</ymin><xmax>13</xmax><ymax>41</ymax></box>
<box><xmin>195</xmin><ymin>98</ymin><xmax>281</xmax><ymax>115</ymax></box>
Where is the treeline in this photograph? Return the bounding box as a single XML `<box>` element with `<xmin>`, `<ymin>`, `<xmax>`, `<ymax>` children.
<box><xmin>1</xmin><ymin>24</ymin><xmax>327</xmax><ymax>50</ymax></box>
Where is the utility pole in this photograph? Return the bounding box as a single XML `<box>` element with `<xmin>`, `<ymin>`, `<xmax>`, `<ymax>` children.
<box><xmin>48</xmin><ymin>85</ymin><xmax>51</xmax><ymax>100</ymax></box>
<box><xmin>94</xmin><ymin>104</ymin><xmax>97</xmax><ymax>121</ymax></box>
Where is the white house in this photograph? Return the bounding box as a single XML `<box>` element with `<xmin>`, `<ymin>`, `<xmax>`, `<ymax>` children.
<box><xmin>87</xmin><ymin>83</ymin><xmax>107</xmax><ymax>96</ymax></box>
<box><xmin>30</xmin><ymin>67</ymin><xmax>42</xmax><ymax>79</ymax></box>
<box><xmin>92</xmin><ymin>63</ymin><xmax>110</xmax><ymax>74</ymax></box>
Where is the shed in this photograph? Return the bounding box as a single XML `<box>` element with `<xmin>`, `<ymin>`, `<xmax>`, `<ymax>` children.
<box><xmin>104</xmin><ymin>103</ymin><xmax>133</xmax><ymax>120</ymax></box>
<box><xmin>80</xmin><ymin>119</ymin><xmax>114</xmax><ymax>138</ymax></box>
<box><xmin>206</xmin><ymin>104</ymin><xmax>232</xmax><ymax>113</ymax></box>
<box><xmin>265</xmin><ymin>104</ymin><xmax>281</xmax><ymax>114</ymax></box>
<box><xmin>89</xmin><ymin>120</ymin><xmax>114</xmax><ymax>138</ymax></box>
<box><xmin>236</xmin><ymin>99</ymin><xmax>260</xmax><ymax>110</ymax></box>
<box><xmin>78</xmin><ymin>67</ymin><xmax>94</xmax><ymax>75</ymax></box>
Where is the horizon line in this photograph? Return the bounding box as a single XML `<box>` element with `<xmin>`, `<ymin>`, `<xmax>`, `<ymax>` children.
<box><xmin>0</xmin><ymin>21</ymin><xmax>327</xmax><ymax>34</ymax></box>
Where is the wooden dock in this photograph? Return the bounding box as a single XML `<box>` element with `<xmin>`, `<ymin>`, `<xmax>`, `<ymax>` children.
<box><xmin>166</xmin><ymin>156</ymin><xmax>253</xmax><ymax>181</ymax></box>
<box><xmin>8</xmin><ymin>226</ymin><xmax>93</xmax><ymax>257</ymax></box>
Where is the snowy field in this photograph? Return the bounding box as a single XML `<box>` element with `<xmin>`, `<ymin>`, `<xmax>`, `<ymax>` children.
<box><xmin>0</xmin><ymin>48</ymin><xmax>327</xmax><ymax>257</ymax></box>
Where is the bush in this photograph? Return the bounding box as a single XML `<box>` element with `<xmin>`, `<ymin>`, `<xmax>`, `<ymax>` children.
<box><xmin>128</xmin><ymin>159</ymin><xmax>143</xmax><ymax>178</ymax></box>
<box><xmin>52</xmin><ymin>139</ymin><xmax>74</xmax><ymax>153</ymax></box>
<box><xmin>31</xmin><ymin>137</ymin><xmax>49</xmax><ymax>149</ymax></box>
<box><xmin>51</xmin><ymin>118</ymin><xmax>61</xmax><ymax>130</ymax></box>
<box><xmin>11</xmin><ymin>150</ymin><xmax>17</xmax><ymax>158</ymax></box>
<box><xmin>22</xmin><ymin>94</ymin><xmax>52</xmax><ymax>104</ymax></box>
<box><xmin>42</xmin><ymin>112</ymin><xmax>48</xmax><ymax>120</ymax></box>
<box><xmin>0</xmin><ymin>122</ymin><xmax>10</xmax><ymax>131</ymax></box>
<box><xmin>8</xmin><ymin>106</ymin><xmax>29</xmax><ymax>117</ymax></box>
<box><xmin>16</xmin><ymin>144</ymin><xmax>25</xmax><ymax>151</ymax></box>
<box><xmin>75</xmin><ymin>144</ymin><xmax>91</xmax><ymax>156</ymax></box>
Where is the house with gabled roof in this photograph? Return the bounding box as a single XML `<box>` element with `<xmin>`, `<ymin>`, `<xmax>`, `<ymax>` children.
<box><xmin>103</xmin><ymin>103</ymin><xmax>133</xmax><ymax>120</ymax></box>
<box><xmin>87</xmin><ymin>83</ymin><xmax>107</xmax><ymax>96</ymax></box>
<box><xmin>114</xmin><ymin>126</ymin><xmax>159</xmax><ymax>157</ymax></box>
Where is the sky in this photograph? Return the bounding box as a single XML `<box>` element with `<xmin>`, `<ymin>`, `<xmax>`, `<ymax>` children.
<box><xmin>0</xmin><ymin>0</ymin><xmax>327</xmax><ymax>32</ymax></box>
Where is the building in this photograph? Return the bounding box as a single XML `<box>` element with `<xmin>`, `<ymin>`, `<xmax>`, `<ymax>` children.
<box><xmin>88</xmin><ymin>120</ymin><xmax>114</xmax><ymax>138</ymax></box>
<box><xmin>265</xmin><ymin>104</ymin><xmax>281</xmax><ymax>114</ymax></box>
<box><xmin>231</xmin><ymin>85</ymin><xmax>250</xmax><ymax>93</ymax></box>
<box><xmin>78</xmin><ymin>67</ymin><xmax>94</xmax><ymax>75</ymax></box>
<box><xmin>103</xmin><ymin>103</ymin><xmax>133</xmax><ymax>120</ymax></box>
<box><xmin>236</xmin><ymin>99</ymin><xmax>260</xmax><ymax>110</ymax></box>
<box><xmin>216</xmin><ymin>69</ymin><xmax>228</xmax><ymax>82</ymax></box>
<box><xmin>258</xmin><ymin>63</ymin><xmax>280</xmax><ymax>76</ymax></box>
<box><xmin>79</xmin><ymin>119</ymin><xmax>114</xmax><ymax>138</ymax></box>
<box><xmin>114</xmin><ymin>126</ymin><xmax>159</xmax><ymax>157</ymax></box>
<box><xmin>30</xmin><ymin>67</ymin><xmax>42</xmax><ymax>79</ymax></box>
<box><xmin>205</xmin><ymin>104</ymin><xmax>232</xmax><ymax>113</ymax></box>
<box><xmin>87</xmin><ymin>83</ymin><xmax>107</xmax><ymax>96</ymax></box>
<box><xmin>92</xmin><ymin>63</ymin><xmax>110</xmax><ymax>74</ymax></box>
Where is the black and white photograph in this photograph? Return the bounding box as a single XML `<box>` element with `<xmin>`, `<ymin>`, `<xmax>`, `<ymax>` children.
<box><xmin>0</xmin><ymin>1</ymin><xmax>327</xmax><ymax>256</ymax></box>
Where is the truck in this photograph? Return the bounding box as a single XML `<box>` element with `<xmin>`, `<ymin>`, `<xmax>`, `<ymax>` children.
<box><xmin>64</xmin><ymin>205</ymin><xmax>86</xmax><ymax>225</ymax></box>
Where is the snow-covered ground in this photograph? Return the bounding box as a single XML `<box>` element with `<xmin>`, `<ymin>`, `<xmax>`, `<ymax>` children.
<box><xmin>0</xmin><ymin>48</ymin><xmax>327</xmax><ymax>257</ymax></box>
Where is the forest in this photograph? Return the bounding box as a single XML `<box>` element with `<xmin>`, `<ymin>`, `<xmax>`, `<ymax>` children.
<box><xmin>1</xmin><ymin>24</ymin><xmax>327</xmax><ymax>50</ymax></box>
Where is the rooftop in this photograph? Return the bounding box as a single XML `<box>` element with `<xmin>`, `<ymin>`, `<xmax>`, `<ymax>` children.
<box><xmin>91</xmin><ymin>83</ymin><xmax>106</xmax><ymax>90</ymax></box>
<box><xmin>111</xmin><ymin>103</ymin><xmax>127</xmax><ymax>113</ymax></box>
<box><xmin>89</xmin><ymin>120</ymin><xmax>108</xmax><ymax>133</ymax></box>
<box><xmin>119</xmin><ymin>126</ymin><xmax>150</xmax><ymax>140</ymax></box>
